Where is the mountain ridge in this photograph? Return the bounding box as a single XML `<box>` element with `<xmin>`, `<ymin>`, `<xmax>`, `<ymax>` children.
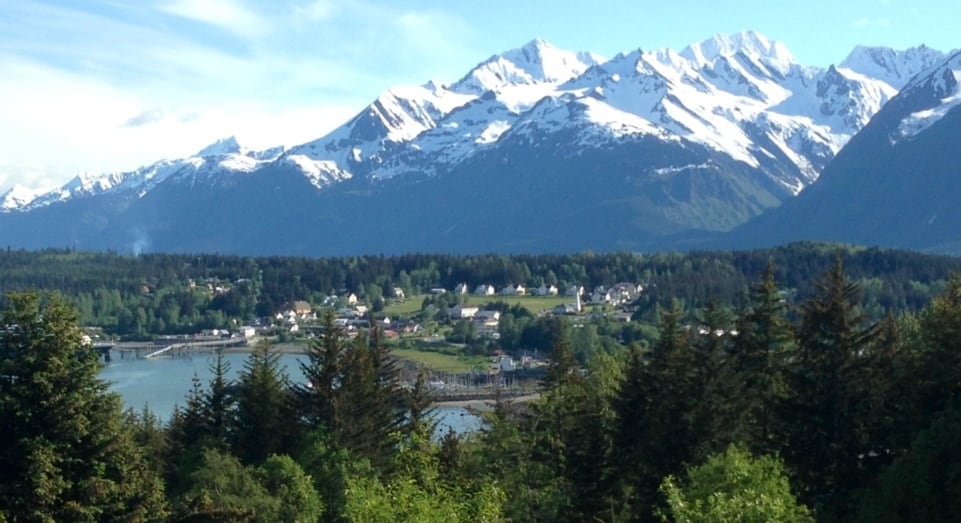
<box><xmin>0</xmin><ymin>32</ymin><xmax>954</xmax><ymax>256</ymax></box>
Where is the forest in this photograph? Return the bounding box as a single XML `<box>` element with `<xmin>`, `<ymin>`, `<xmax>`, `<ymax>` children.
<box><xmin>1</xmin><ymin>246</ymin><xmax>961</xmax><ymax>521</ymax></box>
<box><xmin>0</xmin><ymin>241</ymin><xmax>960</xmax><ymax>337</ymax></box>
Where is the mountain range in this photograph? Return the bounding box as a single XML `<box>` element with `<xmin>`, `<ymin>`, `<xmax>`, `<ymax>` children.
<box><xmin>0</xmin><ymin>31</ymin><xmax>957</xmax><ymax>256</ymax></box>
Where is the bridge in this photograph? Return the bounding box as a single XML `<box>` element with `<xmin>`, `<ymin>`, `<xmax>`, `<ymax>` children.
<box><xmin>94</xmin><ymin>338</ymin><xmax>248</xmax><ymax>361</ymax></box>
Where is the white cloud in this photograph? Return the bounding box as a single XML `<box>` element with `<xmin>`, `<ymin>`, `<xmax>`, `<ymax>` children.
<box><xmin>158</xmin><ymin>0</ymin><xmax>269</xmax><ymax>38</ymax></box>
<box><xmin>0</xmin><ymin>0</ymin><xmax>476</xmax><ymax>191</ymax></box>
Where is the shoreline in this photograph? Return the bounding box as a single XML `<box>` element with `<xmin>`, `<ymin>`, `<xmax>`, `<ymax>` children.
<box><xmin>432</xmin><ymin>393</ymin><xmax>539</xmax><ymax>409</ymax></box>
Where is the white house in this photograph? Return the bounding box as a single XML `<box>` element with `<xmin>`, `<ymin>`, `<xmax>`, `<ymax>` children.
<box><xmin>454</xmin><ymin>282</ymin><xmax>470</xmax><ymax>294</ymax></box>
<box><xmin>392</xmin><ymin>287</ymin><xmax>406</xmax><ymax>299</ymax></box>
<box><xmin>449</xmin><ymin>305</ymin><xmax>479</xmax><ymax>319</ymax></box>
<box><xmin>474</xmin><ymin>284</ymin><xmax>496</xmax><ymax>296</ymax></box>
<box><xmin>239</xmin><ymin>326</ymin><xmax>256</xmax><ymax>338</ymax></box>
<box><xmin>534</xmin><ymin>284</ymin><xmax>559</xmax><ymax>296</ymax></box>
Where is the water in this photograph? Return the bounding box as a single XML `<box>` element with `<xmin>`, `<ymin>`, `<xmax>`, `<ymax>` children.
<box><xmin>99</xmin><ymin>350</ymin><xmax>482</xmax><ymax>434</ymax></box>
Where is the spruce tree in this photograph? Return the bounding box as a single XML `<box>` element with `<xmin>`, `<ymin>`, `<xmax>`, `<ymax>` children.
<box><xmin>730</xmin><ymin>261</ymin><xmax>794</xmax><ymax>455</ymax></box>
<box><xmin>789</xmin><ymin>256</ymin><xmax>878</xmax><ymax>519</ymax></box>
<box><xmin>297</xmin><ymin>309</ymin><xmax>346</xmax><ymax>433</ymax></box>
<box><xmin>203</xmin><ymin>350</ymin><xmax>234</xmax><ymax>449</ymax></box>
<box><xmin>0</xmin><ymin>292</ymin><xmax>167</xmax><ymax>521</ymax></box>
<box><xmin>233</xmin><ymin>341</ymin><xmax>296</xmax><ymax>465</ymax></box>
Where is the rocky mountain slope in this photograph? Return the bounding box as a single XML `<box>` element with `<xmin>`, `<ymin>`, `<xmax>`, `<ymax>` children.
<box><xmin>726</xmin><ymin>50</ymin><xmax>961</xmax><ymax>253</ymax></box>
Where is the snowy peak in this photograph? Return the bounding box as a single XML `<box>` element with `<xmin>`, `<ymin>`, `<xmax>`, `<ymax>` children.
<box><xmin>456</xmin><ymin>38</ymin><xmax>602</xmax><ymax>93</ymax></box>
<box><xmin>897</xmin><ymin>51</ymin><xmax>961</xmax><ymax>139</ymax></box>
<box><xmin>681</xmin><ymin>30</ymin><xmax>796</xmax><ymax>73</ymax></box>
<box><xmin>0</xmin><ymin>184</ymin><xmax>41</xmax><ymax>211</ymax></box>
<box><xmin>840</xmin><ymin>45</ymin><xmax>948</xmax><ymax>89</ymax></box>
<box><xmin>197</xmin><ymin>136</ymin><xmax>244</xmax><ymax>157</ymax></box>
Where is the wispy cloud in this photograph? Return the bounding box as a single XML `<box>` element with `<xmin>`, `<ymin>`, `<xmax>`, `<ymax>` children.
<box><xmin>123</xmin><ymin>108</ymin><xmax>167</xmax><ymax>128</ymax></box>
<box><xmin>0</xmin><ymin>0</ymin><xmax>476</xmax><ymax>190</ymax></box>
<box><xmin>158</xmin><ymin>0</ymin><xmax>269</xmax><ymax>38</ymax></box>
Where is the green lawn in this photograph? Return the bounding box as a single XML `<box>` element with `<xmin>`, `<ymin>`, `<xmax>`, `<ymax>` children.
<box><xmin>384</xmin><ymin>294</ymin><xmax>570</xmax><ymax>317</ymax></box>
<box><xmin>391</xmin><ymin>346</ymin><xmax>489</xmax><ymax>374</ymax></box>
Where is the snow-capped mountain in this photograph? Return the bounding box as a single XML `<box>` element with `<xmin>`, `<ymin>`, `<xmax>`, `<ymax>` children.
<box><xmin>7</xmin><ymin>138</ymin><xmax>284</xmax><ymax>212</ymax></box>
<box><xmin>0</xmin><ymin>185</ymin><xmax>42</xmax><ymax>211</ymax></box>
<box><xmin>275</xmin><ymin>30</ymin><xmax>916</xmax><ymax>197</ymax></box>
<box><xmin>0</xmin><ymin>33</ymin><xmax>952</xmax><ymax>256</ymax></box>
<box><xmin>726</xmin><ymin>50</ymin><xmax>961</xmax><ymax>253</ymax></box>
<box><xmin>840</xmin><ymin>45</ymin><xmax>949</xmax><ymax>89</ymax></box>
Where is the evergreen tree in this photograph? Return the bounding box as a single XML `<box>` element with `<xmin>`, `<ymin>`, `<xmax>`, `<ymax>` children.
<box><xmin>203</xmin><ymin>350</ymin><xmax>234</xmax><ymax>449</ymax></box>
<box><xmin>337</xmin><ymin>326</ymin><xmax>404</xmax><ymax>472</ymax></box>
<box><xmin>0</xmin><ymin>292</ymin><xmax>167</xmax><ymax>521</ymax></box>
<box><xmin>612</xmin><ymin>302</ymin><xmax>699</xmax><ymax>520</ymax></box>
<box><xmin>405</xmin><ymin>369</ymin><xmax>438</xmax><ymax>438</ymax></box>
<box><xmin>691</xmin><ymin>296</ymin><xmax>737</xmax><ymax>456</ymax></box>
<box><xmin>918</xmin><ymin>274</ymin><xmax>961</xmax><ymax>415</ymax></box>
<box><xmin>730</xmin><ymin>261</ymin><xmax>794</xmax><ymax>455</ymax></box>
<box><xmin>788</xmin><ymin>256</ymin><xmax>878</xmax><ymax>519</ymax></box>
<box><xmin>165</xmin><ymin>375</ymin><xmax>210</xmax><ymax>496</ymax></box>
<box><xmin>233</xmin><ymin>341</ymin><xmax>297</xmax><ymax>465</ymax></box>
<box><xmin>297</xmin><ymin>310</ymin><xmax>346</xmax><ymax>433</ymax></box>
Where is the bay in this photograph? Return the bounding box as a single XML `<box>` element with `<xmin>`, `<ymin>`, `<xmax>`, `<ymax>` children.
<box><xmin>99</xmin><ymin>350</ymin><xmax>482</xmax><ymax>434</ymax></box>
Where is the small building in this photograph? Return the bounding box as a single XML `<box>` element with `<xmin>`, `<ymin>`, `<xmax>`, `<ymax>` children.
<box><xmin>450</xmin><ymin>305</ymin><xmax>479</xmax><ymax>319</ymax></box>
<box><xmin>534</xmin><ymin>284</ymin><xmax>559</xmax><ymax>296</ymax></box>
<box><xmin>454</xmin><ymin>282</ymin><xmax>470</xmax><ymax>294</ymax></box>
<box><xmin>392</xmin><ymin>287</ymin><xmax>406</xmax><ymax>299</ymax></box>
<box><xmin>238</xmin><ymin>326</ymin><xmax>257</xmax><ymax>338</ymax></box>
<box><xmin>474</xmin><ymin>284</ymin><xmax>496</xmax><ymax>296</ymax></box>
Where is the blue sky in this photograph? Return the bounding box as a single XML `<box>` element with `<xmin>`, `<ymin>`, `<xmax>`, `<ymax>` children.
<box><xmin>0</xmin><ymin>0</ymin><xmax>956</xmax><ymax>191</ymax></box>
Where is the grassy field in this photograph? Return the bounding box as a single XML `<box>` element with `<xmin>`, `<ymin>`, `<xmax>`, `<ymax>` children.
<box><xmin>391</xmin><ymin>346</ymin><xmax>489</xmax><ymax>374</ymax></box>
<box><xmin>384</xmin><ymin>294</ymin><xmax>570</xmax><ymax>317</ymax></box>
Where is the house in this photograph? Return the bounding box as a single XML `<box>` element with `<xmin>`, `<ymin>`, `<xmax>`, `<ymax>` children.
<box><xmin>566</xmin><ymin>285</ymin><xmax>585</xmax><ymax>297</ymax></box>
<box><xmin>500</xmin><ymin>284</ymin><xmax>526</xmax><ymax>296</ymax></box>
<box><xmin>474</xmin><ymin>284</ymin><xmax>496</xmax><ymax>296</ymax></box>
<box><xmin>449</xmin><ymin>305</ymin><xmax>479</xmax><ymax>319</ymax></box>
<box><xmin>454</xmin><ymin>282</ymin><xmax>470</xmax><ymax>294</ymax></box>
<box><xmin>534</xmin><ymin>284</ymin><xmax>559</xmax><ymax>296</ymax></box>
<box><xmin>430</xmin><ymin>287</ymin><xmax>447</xmax><ymax>295</ymax></box>
<box><xmin>392</xmin><ymin>287</ymin><xmax>406</xmax><ymax>299</ymax></box>
<box><xmin>238</xmin><ymin>326</ymin><xmax>256</xmax><ymax>338</ymax></box>
<box><xmin>475</xmin><ymin>310</ymin><xmax>501</xmax><ymax>322</ymax></box>
<box><xmin>553</xmin><ymin>303</ymin><xmax>579</xmax><ymax>314</ymax></box>
<box><xmin>345</xmin><ymin>293</ymin><xmax>358</xmax><ymax>306</ymax></box>
<box><xmin>590</xmin><ymin>290</ymin><xmax>614</xmax><ymax>305</ymax></box>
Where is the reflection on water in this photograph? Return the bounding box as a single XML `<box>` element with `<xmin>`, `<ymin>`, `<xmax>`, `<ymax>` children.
<box><xmin>99</xmin><ymin>350</ymin><xmax>482</xmax><ymax>434</ymax></box>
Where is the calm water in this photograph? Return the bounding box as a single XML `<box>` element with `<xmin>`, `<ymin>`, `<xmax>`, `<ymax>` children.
<box><xmin>99</xmin><ymin>350</ymin><xmax>482</xmax><ymax>434</ymax></box>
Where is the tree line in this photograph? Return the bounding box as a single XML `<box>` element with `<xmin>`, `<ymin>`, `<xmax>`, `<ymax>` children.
<box><xmin>1</xmin><ymin>242</ymin><xmax>961</xmax><ymax>337</ymax></box>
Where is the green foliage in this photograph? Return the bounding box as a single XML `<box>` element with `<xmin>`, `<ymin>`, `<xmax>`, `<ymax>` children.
<box><xmin>0</xmin><ymin>292</ymin><xmax>167</xmax><ymax>521</ymax></box>
<box><xmin>257</xmin><ymin>454</ymin><xmax>325</xmax><ymax>523</ymax></box>
<box><xmin>856</xmin><ymin>407</ymin><xmax>961</xmax><ymax>523</ymax></box>
<box><xmin>659</xmin><ymin>445</ymin><xmax>813</xmax><ymax>523</ymax></box>
<box><xmin>787</xmin><ymin>256</ymin><xmax>880</xmax><ymax>517</ymax></box>
<box><xmin>1</xmin><ymin>244</ymin><xmax>957</xmax><ymax>338</ymax></box>
<box><xmin>232</xmin><ymin>341</ymin><xmax>297</xmax><ymax>465</ymax></box>
<box><xmin>172</xmin><ymin>448</ymin><xmax>321</xmax><ymax>522</ymax></box>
